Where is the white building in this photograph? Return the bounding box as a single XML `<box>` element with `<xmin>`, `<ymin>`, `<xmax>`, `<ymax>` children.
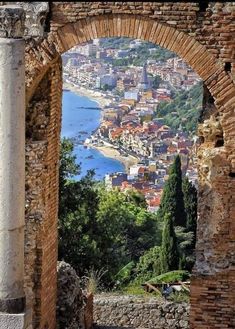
<box><xmin>124</xmin><ymin>90</ymin><xmax>139</xmax><ymax>101</ymax></box>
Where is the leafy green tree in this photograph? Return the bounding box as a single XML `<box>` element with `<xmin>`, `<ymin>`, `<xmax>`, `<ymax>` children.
<box><xmin>125</xmin><ymin>208</ymin><xmax>161</xmax><ymax>261</ymax></box>
<box><xmin>134</xmin><ymin>246</ymin><xmax>162</xmax><ymax>283</ymax></box>
<box><xmin>125</xmin><ymin>189</ymin><xmax>147</xmax><ymax>208</ymax></box>
<box><xmin>155</xmin><ymin>81</ymin><xmax>203</xmax><ymax>133</ymax></box>
<box><xmin>161</xmin><ymin>212</ymin><xmax>179</xmax><ymax>273</ymax></box>
<box><xmin>157</xmin><ymin>155</ymin><xmax>187</xmax><ymax>227</ymax></box>
<box><xmin>59</xmin><ymin>138</ymin><xmax>80</xmax><ymax>189</ymax></box>
<box><xmin>58</xmin><ymin>171</ymin><xmax>100</xmax><ymax>275</ymax></box>
<box><xmin>96</xmin><ymin>189</ymin><xmax>160</xmax><ymax>274</ymax></box>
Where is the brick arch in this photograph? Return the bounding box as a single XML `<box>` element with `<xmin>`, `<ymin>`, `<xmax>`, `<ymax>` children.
<box><xmin>27</xmin><ymin>14</ymin><xmax>235</xmax><ymax>146</ymax></box>
<box><xmin>25</xmin><ymin>12</ymin><xmax>235</xmax><ymax>329</ymax></box>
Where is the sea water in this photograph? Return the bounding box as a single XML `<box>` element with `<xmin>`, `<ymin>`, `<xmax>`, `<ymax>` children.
<box><xmin>61</xmin><ymin>90</ymin><xmax>125</xmax><ymax>180</ymax></box>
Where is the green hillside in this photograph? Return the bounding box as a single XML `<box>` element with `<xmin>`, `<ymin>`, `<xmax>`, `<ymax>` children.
<box><xmin>155</xmin><ymin>81</ymin><xmax>203</xmax><ymax>134</ymax></box>
<box><xmin>100</xmin><ymin>37</ymin><xmax>175</xmax><ymax>66</ymax></box>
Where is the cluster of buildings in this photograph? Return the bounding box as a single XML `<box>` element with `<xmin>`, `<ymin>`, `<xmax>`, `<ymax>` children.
<box><xmin>63</xmin><ymin>38</ymin><xmax>200</xmax><ymax>95</ymax></box>
<box><xmin>95</xmin><ymin>64</ymin><xmax>197</xmax><ymax>212</ymax></box>
<box><xmin>63</xmin><ymin>37</ymin><xmax>200</xmax><ymax>212</ymax></box>
<box><xmin>148</xmin><ymin>57</ymin><xmax>201</xmax><ymax>90</ymax></box>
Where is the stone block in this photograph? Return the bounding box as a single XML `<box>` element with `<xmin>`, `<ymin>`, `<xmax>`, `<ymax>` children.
<box><xmin>0</xmin><ymin>313</ymin><xmax>26</xmax><ymax>329</ymax></box>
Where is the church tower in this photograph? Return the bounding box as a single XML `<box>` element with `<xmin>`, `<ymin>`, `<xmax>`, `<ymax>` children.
<box><xmin>138</xmin><ymin>63</ymin><xmax>150</xmax><ymax>91</ymax></box>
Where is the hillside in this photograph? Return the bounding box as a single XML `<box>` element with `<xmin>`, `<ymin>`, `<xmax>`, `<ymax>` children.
<box><xmin>155</xmin><ymin>81</ymin><xmax>203</xmax><ymax>134</ymax></box>
<box><xmin>100</xmin><ymin>37</ymin><xmax>175</xmax><ymax>66</ymax></box>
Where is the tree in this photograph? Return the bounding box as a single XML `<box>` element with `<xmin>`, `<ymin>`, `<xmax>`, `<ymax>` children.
<box><xmin>161</xmin><ymin>212</ymin><xmax>179</xmax><ymax>273</ymax></box>
<box><xmin>125</xmin><ymin>208</ymin><xmax>161</xmax><ymax>261</ymax></box>
<box><xmin>182</xmin><ymin>177</ymin><xmax>197</xmax><ymax>237</ymax></box>
<box><xmin>59</xmin><ymin>138</ymin><xmax>80</xmax><ymax>207</ymax></box>
<box><xmin>58</xmin><ymin>138</ymin><xmax>163</xmax><ymax>287</ymax></box>
<box><xmin>157</xmin><ymin>155</ymin><xmax>187</xmax><ymax>227</ymax></box>
<box><xmin>134</xmin><ymin>246</ymin><xmax>162</xmax><ymax>283</ymax></box>
<box><xmin>152</xmin><ymin>75</ymin><xmax>162</xmax><ymax>89</ymax></box>
<box><xmin>125</xmin><ymin>188</ymin><xmax>147</xmax><ymax>208</ymax></box>
<box><xmin>181</xmin><ymin>177</ymin><xmax>197</xmax><ymax>270</ymax></box>
<box><xmin>175</xmin><ymin>226</ymin><xmax>195</xmax><ymax>271</ymax></box>
<box><xmin>58</xmin><ymin>171</ymin><xmax>100</xmax><ymax>276</ymax></box>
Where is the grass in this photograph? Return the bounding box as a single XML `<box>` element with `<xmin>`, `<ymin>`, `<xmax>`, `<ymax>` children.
<box><xmin>122</xmin><ymin>284</ymin><xmax>147</xmax><ymax>296</ymax></box>
<box><xmin>169</xmin><ymin>291</ymin><xmax>190</xmax><ymax>303</ymax></box>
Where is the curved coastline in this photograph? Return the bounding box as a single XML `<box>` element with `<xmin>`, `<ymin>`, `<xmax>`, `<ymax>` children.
<box><xmin>63</xmin><ymin>83</ymin><xmax>138</xmax><ymax>175</ymax></box>
<box><xmin>88</xmin><ymin>144</ymin><xmax>138</xmax><ymax>172</ymax></box>
<box><xmin>63</xmin><ymin>81</ymin><xmax>112</xmax><ymax>108</ymax></box>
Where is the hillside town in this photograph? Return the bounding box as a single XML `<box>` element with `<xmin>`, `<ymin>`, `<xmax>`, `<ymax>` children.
<box><xmin>63</xmin><ymin>38</ymin><xmax>200</xmax><ymax>212</ymax></box>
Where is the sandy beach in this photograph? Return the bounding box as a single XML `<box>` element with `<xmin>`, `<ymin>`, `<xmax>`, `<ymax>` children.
<box><xmin>63</xmin><ymin>81</ymin><xmax>112</xmax><ymax>108</ymax></box>
<box><xmin>63</xmin><ymin>80</ymin><xmax>139</xmax><ymax>171</ymax></box>
<box><xmin>90</xmin><ymin>145</ymin><xmax>138</xmax><ymax>172</ymax></box>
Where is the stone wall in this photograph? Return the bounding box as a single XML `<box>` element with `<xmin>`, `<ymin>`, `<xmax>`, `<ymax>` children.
<box><xmin>56</xmin><ymin>261</ymin><xmax>86</xmax><ymax>329</ymax></box>
<box><xmin>94</xmin><ymin>295</ymin><xmax>189</xmax><ymax>329</ymax></box>
<box><xmin>1</xmin><ymin>2</ymin><xmax>235</xmax><ymax>329</ymax></box>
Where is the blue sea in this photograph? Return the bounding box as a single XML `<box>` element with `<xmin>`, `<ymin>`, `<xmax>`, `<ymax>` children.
<box><xmin>61</xmin><ymin>90</ymin><xmax>125</xmax><ymax>180</ymax></box>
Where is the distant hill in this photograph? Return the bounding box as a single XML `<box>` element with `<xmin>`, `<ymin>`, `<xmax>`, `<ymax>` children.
<box><xmin>155</xmin><ymin>81</ymin><xmax>203</xmax><ymax>134</ymax></box>
<box><xmin>100</xmin><ymin>37</ymin><xmax>175</xmax><ymax>66</ymax></box>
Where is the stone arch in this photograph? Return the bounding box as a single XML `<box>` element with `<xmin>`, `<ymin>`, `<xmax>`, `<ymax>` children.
<box><xmin>25</xmin><ymin>13</ymin><xmax>235</xmax><ymax>329</ymax></box>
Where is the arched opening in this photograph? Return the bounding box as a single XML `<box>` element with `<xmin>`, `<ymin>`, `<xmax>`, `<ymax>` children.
<box><xmin>58</xmin><ymin>37</ymin><xmax>201</xmax><ymax>328</ymax></box>
<box><xmin>25</xmin><ymin>14</ymin><xmax>235</xmax><ymax>329</ymax></box>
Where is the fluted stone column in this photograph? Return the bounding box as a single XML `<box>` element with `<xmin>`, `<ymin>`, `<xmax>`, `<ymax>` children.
<box><xmin>0</xmin><ymin>5</ymin><xmax>26</xmax><ymax>328</ymax></box>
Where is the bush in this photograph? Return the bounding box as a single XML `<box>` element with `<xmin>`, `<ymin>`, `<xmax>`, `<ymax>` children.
<box><xmin>147</xmin><ymin>270</ymin><xmax>190</xmax><ymax>284</ymax></box>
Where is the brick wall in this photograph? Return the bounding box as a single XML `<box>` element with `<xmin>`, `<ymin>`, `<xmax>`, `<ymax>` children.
<box><xmin>15</xmin><ymin>2</ymin><xmax>235</xmax><ymax>328</ymax></box>
<box><xmin>25</xmin><ymin>58</ymin><xmax>62</xmax><ymax>328</ymax></box>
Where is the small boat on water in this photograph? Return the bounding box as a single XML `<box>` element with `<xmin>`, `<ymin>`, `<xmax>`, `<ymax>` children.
<box><xmin>63</xmin><ymin>88</ymin><xmax>70</xmax><ymax>92</ymax></box>
<box><xmin>79</xmin><ymin>131</ymin><xmax>88</xmax><ymax>135</ymax></box>
<box><xmin>85</xmin><ymin>155</ymin><xmax>94</xmax><ymax>160</ymax></box>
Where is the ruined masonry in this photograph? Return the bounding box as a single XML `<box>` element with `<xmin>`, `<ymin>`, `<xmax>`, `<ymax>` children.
<box><xmin>0</xmin><ymin>2</ymin><xmax>234</xmax><ymax>329</ymax></box>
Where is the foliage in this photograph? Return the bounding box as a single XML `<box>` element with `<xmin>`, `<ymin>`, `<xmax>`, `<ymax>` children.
<box><xmin>151</xmin><ymin>74</ymin><xmax>163</xmax><ymax>89</ymax></box>
<box><xmin>100</xmin><ymin>37</ymin><xmax>175</xmax><ymax>67</ymax></box>
<box><xmin>114</xmin><ymin>261</ymin><xmax>136</xmax><ymax>287</ymax></box>
<box><xmin>161</xmin><ymin>213</ymin><xmax>180</xmax><ymax>273</ymax></box>
<box><xmin>147</xmin><ymin>270</ymin><xmax>190</xmax><ymax>284</ymax></box>
<box><xmin>157</xmin><ymin>155</ymin><xmax>187</xmax><ymax>227</ymax></box>
<box><xmin>58</xmin><ymin>139</ymin><xmax>161</xmax><ymax>286</ymax></box>
<box><xmin>102</xmin><ymin>83</ymin><xmax>114</xmax><ymax>91</ymax></box>
<box><xmin>122</xmin><ymin>284</ymin><xmax>147</xmax><ymax>296</ymax></box>
<box><xmin>124</xmin><ymin>188</ymin><xmax>147</xmax><ymax>208</ymax></box>
<box><xmin>182</xmin><ymin>177</ymin><xmax>197</xmax><ymax>237</ymax></box>
<box><xmin>169</xmin><ymin>291</ymin><xmax>190</xmax><ymax>303</ymax></box>
<box><xmin>155</xmin><ymin>81</ymin><xmax>203</xmax><ymax>133</ymax></box>
<box><xmin>134</xmin><ymin>246</ymin><xmax>162</xmax><ymax>284</ymax></box>
<box><xmin>82</xmin><ymin>268</ymin><xmax>108</xmax><ymax>294</ymax></box>
<box><xmin>175</xmin><ymin>226</ymin><xmax>195</xmax><ymax>271</ymax></box>
<box><xmin>59</xmin><ymin>138</ymin><xmax>80</xmax><ymax>193</ymax></box>
<box><xmin>58</xmin><ymin>137</ymin><xmax>197</xmax><ymax>290</ymax></box>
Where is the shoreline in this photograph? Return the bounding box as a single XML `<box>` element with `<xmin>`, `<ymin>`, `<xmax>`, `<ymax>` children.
<box><xmin>63</xmin><ymin>80</ymin><xmax>138</xmax><ymax>172</ymax></box>
<box><xmin>89</xmin><ymin>144</ymin><xmax>138</xmax><ymax>172</ymax></box>
<box><xmin>63</xmin><ymin>81</ymin><xmax>112</xmax><ymax>108</ymax></box>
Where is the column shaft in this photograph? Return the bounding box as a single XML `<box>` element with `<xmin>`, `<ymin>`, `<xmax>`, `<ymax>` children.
<box><xmin>0</xmin><ymin>37</ymin><xmax>25</xmax><ymax>312</ymax></box>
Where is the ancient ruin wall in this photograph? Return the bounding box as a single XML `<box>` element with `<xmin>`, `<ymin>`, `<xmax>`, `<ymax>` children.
<box><xmin>94</xmin><ymin>295</ymin><xmax>189</xmax><ymax>329</ymax></box>
<box><xmin>1</xmin><ymin>2</ymin><xmax>235</xmax><ymax>328</ymax></box>
<box><xmin>25</xmin><ymin>58</ymin><xmax>62</xmax><ymax>329</ymax></box>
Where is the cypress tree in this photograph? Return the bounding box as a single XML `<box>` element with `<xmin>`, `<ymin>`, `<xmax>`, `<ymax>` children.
<box><xmin>161</xmin><ymin>212</ymin><xmax>179</xmax><ymax>273</ymax></box>
<box><xmin>157</xmin><ymin>155</ymin><xmax>187</xmax><ymax>227</ymax></box>
<box><xmin>182</xmin><ymin>177</ymin><xmax>197</xmax><ymax>238</ymax></box>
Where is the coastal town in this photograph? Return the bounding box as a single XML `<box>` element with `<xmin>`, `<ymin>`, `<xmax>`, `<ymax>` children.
<box><xmin>62</xmin><ymin>37</ymin><xmax>200</xmax><ymax>212</ymax></box>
